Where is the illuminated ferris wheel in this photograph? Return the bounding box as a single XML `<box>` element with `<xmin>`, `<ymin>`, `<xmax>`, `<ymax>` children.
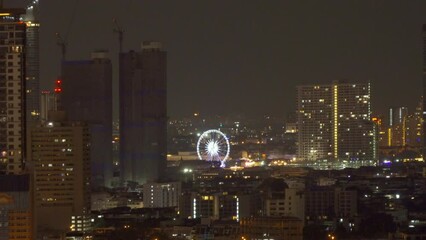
<box><xmin>196</xmin><ymin>129</ymin><xmax>230</xmax><ymax>168</ymax></box>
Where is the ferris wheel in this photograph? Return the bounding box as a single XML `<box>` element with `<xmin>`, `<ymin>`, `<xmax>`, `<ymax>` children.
<box><xmin>196</xmin><ymin>129</ymin><xmax>230</xmax><ymax>168</ymax></box>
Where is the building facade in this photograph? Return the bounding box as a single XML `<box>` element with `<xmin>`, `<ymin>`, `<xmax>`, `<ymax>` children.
<box><xmin>389</xmin><ymin>107</ymin><xmax>408</xmax><ymax>127</ymax></box>
<box><xmin>422</xmin><ymin>24</ymin><xmax>426</xmax><ymax>160</ymax></box>
<box><xmin>143</xmin><ymin>182</ymin><xmax>181</xmax><ymax>208</ymax></box>
<box><xmin>265</xmin><ymin>188</ymin><xmax>305</xmax><ymax>222</ymax></box>
<box><xmin>23</xmin><ymin>6</ymin><xmax>40</xmax><ymax>123</ymax></box>
<box><xmin>0</xmin><ymin>174</ymin><xmax>33</xmax><ymax>240</ymax></box>
<box><xmin>61</xmin><ymin>51</ymin><xmax>113</xmax><ymax>187</ymax></box>
<box><xmin>119</xmin><ymin>41</ymin><xmax>167</xmax><ymax>185</ymax></box>
<box><xmin>39</xmin><ymin>91</ymin><xmax>57</xmax><ymax>122</ymax></box>
<box><xmin>240</xmin><ymin>216</ymin><xmax>303</xmax><ymax>240</ymax></box>
<box><xmin>27</xmin><ymin>112</ymin><xmax>91</xmax><ymax>235</ymax></box>
<box><xmin>305</xmin><ymin>186</ymin><xmax>357</xmax><ymax>220</ymax></box>
<box><xmin>297</xmin><ymin>81</ymin><xmax>376</xmax><ymax>162</ymax></box>
<box><xmin>0</xmin><ymin>8</ymin><xmax>27</xmax><ymax>175</ymax></box>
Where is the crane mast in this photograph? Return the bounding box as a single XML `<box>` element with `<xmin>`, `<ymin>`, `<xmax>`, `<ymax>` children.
<box><xmin>55</xmin><ymin>32</ymin><xmax>67</xmax><ymax>61</ymax></box>
<box><xmin>113</xmin><ymin>18</ymin><xmax>124</xmax><ymax>53</ymax></box>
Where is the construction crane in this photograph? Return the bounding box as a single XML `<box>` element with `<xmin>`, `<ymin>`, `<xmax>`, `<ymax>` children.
<box><xmin>113</xmin><ymin>18</ymin><xmax>124</xmax><ymax>53</ymax></box>
<box><xmin>54</xmin><ymin>0</ymin><xmax>79</xmax><ymax>62</ymax></box>
<box><xmin>56</xmin><ymin>32</ymin><xmax>67</xmax><ymax>61</ymax></box>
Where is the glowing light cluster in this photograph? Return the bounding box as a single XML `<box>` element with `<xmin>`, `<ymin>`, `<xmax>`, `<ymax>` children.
<box><xmin>54</xmin><ymin>79</ymin><xmax>62</xmax><ymax>93</ymax></box>
<box><xmin>196</xmin><ymin>129</ymin><xmax>230</xmax><ymax>168</ymax></box>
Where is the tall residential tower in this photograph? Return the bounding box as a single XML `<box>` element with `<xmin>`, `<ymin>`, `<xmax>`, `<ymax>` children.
<box><xmin>120</xmin><ymin>41</ymin><xmax>167</xmax><ymax>185</ymax></box>
<box><xmin>297</xmin><ymin>81</ymin><xmax>376</xmax><ymax>163</ymax></box>
<box><xmin>422</xmin><ymin>24</ymin><xmax>426</xmax><ymax>160</ymax></box>
<box><xmin>23</xmin><ymin>3</ymin><xmax>40</xmax><ymax>123</ymax></box>
<box><xmin>0</xmin><ymin>7</ymin><xmax>27</xmax><ymax>174</ymax></box>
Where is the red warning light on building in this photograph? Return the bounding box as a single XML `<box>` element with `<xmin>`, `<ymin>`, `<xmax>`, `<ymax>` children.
<box><xmin>54</xmin><ymin>79</ymin><xmax>62</xmax><ymax>93</ymax></box>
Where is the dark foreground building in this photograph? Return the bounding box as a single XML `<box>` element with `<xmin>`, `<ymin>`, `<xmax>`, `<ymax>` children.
<box><xmin>61</xmin><ymin>51</ymin><xmax>113</xmax><ymax>187</ymax></box>
<box><xmin>119</xmin><ymin>41</ymin><xmax>167</xmax><ymax>185</ymax></box>
<box><xmin>0</xmin><ymin>174</ymin><xmax>33</xmax><ymax>239</ymax></box>
<box><xmin>423</xmin><ymin>24</ymin><xmax>426</xmax><ymax>160</ymax></box>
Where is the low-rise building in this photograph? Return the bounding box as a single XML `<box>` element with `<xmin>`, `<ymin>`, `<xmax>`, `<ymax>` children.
<box><xmin>240</xmin><ymin>216</ymin><xmax>303</xmax><ymax>240</ymax></box>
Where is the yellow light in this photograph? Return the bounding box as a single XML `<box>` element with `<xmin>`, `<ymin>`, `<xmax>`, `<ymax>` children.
<box><xmin>388</xmin><ymin>128</ymin><xmax>392</xmax><ymax>147</ymax></box>
<box><xmin>333</xmin><ymin>85</ymin><xmax>338</xmax><ymax>160</ymax></box>
<box><xmin>402</xmin><ymin>119</ymin><xmax>406</xmax><ymax>146</ymax></box>
<box><xmin>0</xmin><ymin>13</ymin><xmax>11</xmax><ymax>16</ymax></box>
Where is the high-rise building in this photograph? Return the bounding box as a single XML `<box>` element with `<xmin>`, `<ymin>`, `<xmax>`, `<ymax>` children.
<box><xmin>39</xmin><ymin>91</ymin><xmax>57</xmax><ymax>122</ymax></box>
<box><xmin>0</xmin><ymin>174</ymin><xmax>34</xmax><ymax>240</ymax></box>
<box><xmin>405</xmin><ymin>99</ymin><xmax>423</xmax><ymax>147</ymax></box>
<box><xmin>120</xmin><ymin>41</ymin><xmax>167</xmax><ymax>185</ymax></box>
<box><xmin>0</xmin><ymin>8</ymin><xmax>27</xmax><ymax>174</ymax></box>
<box><xmin>297</xmin><ymin>81</ymin><xmax>376</xmax><ymax>162</ymax></box>
<box><xmin>23</xmin><ymin>4</ymin><xmax>40</xmax><ymax>123</ymax></box>
<box><xmin>388</xmin><ymin>107</ymin><xmax>408</xmax><ymax>127</ymax></box>
<box><xmin>27</xmin><ymin>111</ymin><xmax>91</xmax><ymax>235</ymax></box>
<box><xmin>386</xmin><ymin>101</ymin><xmax>423</xmax><ymax>148</ymax></box>
<box><xmin>61</xmin><ymin>51</ymin><xmax>113</xmax><ymax>187</ymax></box>
<box><xmin>422</xmin><ymin>24</ymin><xmax>426</xmax><ymax>160</ymax></box>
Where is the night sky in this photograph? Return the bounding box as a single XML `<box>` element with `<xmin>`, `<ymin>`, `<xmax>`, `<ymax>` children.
<box><xmin>6</xmin><ymin>0</ymin><xmax>426</xmax><ymax>118</ymax></box>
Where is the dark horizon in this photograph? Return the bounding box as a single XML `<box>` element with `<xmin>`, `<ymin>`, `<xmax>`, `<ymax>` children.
<box><xmin>6</xmin><ymin>0</ymin><xmax>426</xmax><ymax>119</ymax></box>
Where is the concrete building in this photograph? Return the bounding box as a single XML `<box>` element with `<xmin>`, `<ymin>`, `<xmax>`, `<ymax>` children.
<box><xmin>422</xmin><ymin>24</ymin><xmax>426</xmax><ymax>160</ymax></box>
<box><xmin>297</xmin><ymin>81</ymin><xmax>376</xmax><ymax>163</ymax></box>
<box><xmin>23</xmin><ymin>5</ymin><xmax>40</xmax><ymax>123</ymax></box>
<box><xmin>240</xmin><ymin>216</ymin><xmax>303</xmax><ymax>240</ymax></box>
<box><xmin>143</xmin><ymin>182</ymin><xmax>181</xmax><ymax>208</ymax></box>
<box><xmin>389</xmin><ymin>107</ymin><xmax>408</xmax><ymax>127</ymax></box>
<box><xmin>27</xmin><ymin>111</ymin><xmax>91</xmax><ymax>236</ymax></box>
<box><xmin>40</xmin><ymin>91</ymin><xmax>57</xmax><ymax>122</ymax></box>
<box><xmin>61</xmin><ymin>51</ymin><xmax>113</xmax><ymax>187</ymax></box>
<box><xmin>119</xmin><ymin>41</ymin><xmax>167</xmax><ymax>185</ymax></box>
<box><xmin>265</xmin><ymin>188</ymin><xmax>305</xmax><ymax>222</ymax></box>
<box><xmin>0</xmin><ymin>174</ymin><xmax>33</xmax><ymax>240</ymax></box>
<box><xmin>180</xmin><ymin>192</ymin><xmax>242</xmax><ymax>221</ymax></box>
<box><xmin>305</xmin><ymin>186</ymin><xmax>357</xmax><ymax>220</ymax></box>
<box><xmin>0</xmin><ymin>8</ymin><xmax>27</xmax><ymax>175</ymax></box>
<box><xmin>405</xmin><ymin>114</ymin><xmax>422</xmax><ymax>147</ymax></box>
<box><xmin>385</xmin><ymin>101</ymin><xmax>422</xmax><ymax>148</ymax></box>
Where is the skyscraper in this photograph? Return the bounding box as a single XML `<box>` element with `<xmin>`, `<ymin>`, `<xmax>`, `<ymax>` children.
<box><xmin>39</xmin><ymin>91</ymin><xmax>57</xmax><ymax>122</ymax></box>
<box><xmin>27</xmin><ymin>111</ymin><xmax>91</xmax><ymax>236</ymax></box>
<box><xmin>61</xmin><ymin>51</ymin><xmax>113</xmax><ymax>187</ymax></box>
<box><xmin>388</xmin><ymin>106</ymin><xmax>408</xmax><ymax>127</ymax></box>
<box><xmin>297</xmin><ymin>81</ymin><xmax>376</xmax><ymax>162</ymax></box>
<box><xmin>422</xmin><ymin>24</ymin><xmax>426</xmax><ymax>160</ymax></box>
<box><xmin>23</xmin><ymin>3</ymin><xmax>40</xmax><ymax>123</ymax></box>
<box><xmin>405</xmin><ymin>99</ymin><xmax>423</xmax><ymax>147</ymax></box>
<box><xmin>120</xmin><ymin>41</ymin><xmax>167</xmax><ymax>185</ymax></box>
<box><xmin>0</xmin><ymin>7</ymin><xmax>27</xmax><ymax>174</ymax></box>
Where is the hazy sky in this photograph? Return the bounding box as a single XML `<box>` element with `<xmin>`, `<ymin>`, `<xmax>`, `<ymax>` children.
<box><xmin>6</xmin><ymin>0</ymin><xmax>426</xmax><ymax>118</ymax></box>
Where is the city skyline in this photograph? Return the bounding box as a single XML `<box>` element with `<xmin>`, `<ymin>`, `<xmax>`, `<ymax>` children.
<box><xmin>5</xmin><ymin>0</ymin><xmax>426</xmax><ymax>118</ymax></box>
<box><xmin>1</xmin><ymin>1</ymin><xmax>426</xmax><ymax>239</ymax></box>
